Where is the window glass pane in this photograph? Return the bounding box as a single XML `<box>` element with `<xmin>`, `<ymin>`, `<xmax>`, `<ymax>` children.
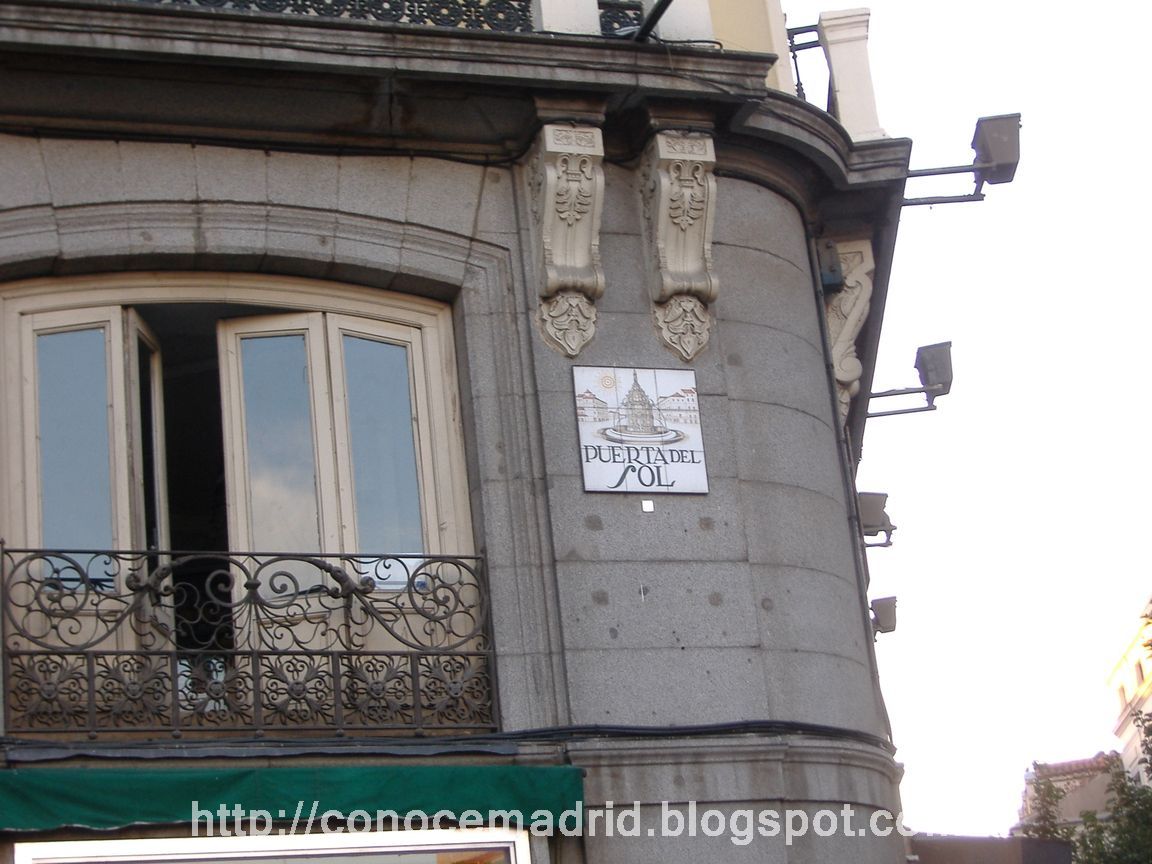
<box><xmin>37</xmin><ymin>328</ymin><xmax>113</xmax><ymax>549</ymax></box>
<box><xmin>240</xmin><ymin>334</ymin><xmax>320</xmax><ymax>552</ymax></box>
<box><xmin>343</xmin><ymin>334</ymin><xmax>424</xmax><ymax>554</ymax></box>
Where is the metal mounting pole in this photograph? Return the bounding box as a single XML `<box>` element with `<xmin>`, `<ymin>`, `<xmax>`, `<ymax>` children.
<box><xmin>632</xmin><ymin>0</ymin><xmax>675</xmax><ymax>41</ymax></box>
<box><xmin>866</xmin><ymin>405</ymin><xmax>937</xmax><ymax>419</ymax></box>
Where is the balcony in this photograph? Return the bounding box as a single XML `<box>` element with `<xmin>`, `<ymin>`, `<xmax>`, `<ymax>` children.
<box><xmin>1</xmin><ymin>547</ymin><xmax>494</xmax><ymax>738</ymax></box>
<box><xmin>104</xmin><ymin>0</ymin><xmax>535</xmax><ymax>30</ymax></box>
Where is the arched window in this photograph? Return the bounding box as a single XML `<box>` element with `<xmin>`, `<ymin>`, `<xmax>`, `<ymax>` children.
<box><xmin>3</xmin><ymin>273</ymin><xmax>472</xmax><ymax>568</ymax></box>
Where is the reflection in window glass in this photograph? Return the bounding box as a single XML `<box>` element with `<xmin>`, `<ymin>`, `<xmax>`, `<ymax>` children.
<box><xmin>343</xmin><ymin>335</ymin><xmax>423</xmax><ymax>554</ymax></box>
<box><xmin>240</xmin><ymin>334</ymin><xmax>321</xmax><ymax>552</ymax></box>
<box><xmin>37</xmin><ymin>328</ymin><xmax>113</xmax><ymax>549</ymax></box>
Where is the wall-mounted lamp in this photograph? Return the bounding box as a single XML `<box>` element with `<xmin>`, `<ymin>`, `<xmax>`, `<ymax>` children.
<box><xmin>871</xmin><ymin>596</ymin><xmax>897</xmax><ymax>636</ymax></box>
<box><xmin>903</xmin><ymin>113</ymin><xmax>1021</xmax><ymax>206</ymax></box>
<box><xmin>867</xmin><ymin>342</ymin><xmax>952</xmax><ymax>418</ymax></box>
<box><xmin>858</xmin><ymin>491</ymin><xmax>896</xmax><ymax>547</ymax></box>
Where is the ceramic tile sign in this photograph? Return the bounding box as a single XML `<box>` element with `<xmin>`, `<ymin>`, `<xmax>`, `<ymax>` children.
<box><xmin>573</xmin><ymin>366</ymin><xmax>708</xmax><ymax>494</ymax></box>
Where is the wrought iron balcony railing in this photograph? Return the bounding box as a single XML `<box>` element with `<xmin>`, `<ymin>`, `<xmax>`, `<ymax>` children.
<box><xmin>1</xmin><ymin>546</ymin><xmax>494</xmax><ymax>738</ymax></box>
<box><xmin>118</xmin><ymin>0</ymin><xmax>533</xmax><ymax>30</ymax></box>
<box><xmin>598</xmin><ymin>0</ymin><xmax>643</xmax><ymax>36</ymax></box>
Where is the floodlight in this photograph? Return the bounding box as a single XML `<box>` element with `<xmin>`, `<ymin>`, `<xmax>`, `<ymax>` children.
<box><xmin>972</xmin><ymin>114</ymin><xmax>1021</xmax><ymax>187</ymax></box>
<box><xmin>868</xmin><ymin>343</ymin><xmax>953</xmax><ymax>418</ymax></box>
<box><xmin>871</xmin><ymin>597</ymin><xmax>897</xmax><ymax>635</ymax></box>
<box><xmin>858</xmin><ymin>492</ymin><xmax>895</xmax><ymax>547</ymax></box>
<box><xmin>903</xmin><ymin>113</ymin><xmax>1021</xmax><ymax>206</ymax></box>
<box><xmin>915</xmin><ymin>341</ymin><xmax>953</xmax><ymax>406</ymax></box>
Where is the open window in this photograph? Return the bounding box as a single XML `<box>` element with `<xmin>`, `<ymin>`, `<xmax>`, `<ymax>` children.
<box><xmin>1</xmin><ymin>275</ymin><xmax>486</xmax><ymax>736</ymax></box>
<box><xmin>5</xmin><ymin>276</ymin><xmax>471</xmax><ymax>568</ymax></box>
<box><xmin>20</xmin><ymin>307</ymin><xmax>167</xmax><ymax>578</ymax></box>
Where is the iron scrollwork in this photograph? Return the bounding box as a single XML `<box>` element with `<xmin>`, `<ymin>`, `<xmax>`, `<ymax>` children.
<box><xmin>132</xmin><ymin>0</ymin><xmax>532</xmax><ymax>31</ymax></box>
<box><xmin>598</xmin><ymin>0</ymin><xmax>643</xmax><ymax>36</ymax></box>
<box><xmin>2</xmin><ymin>547</ymin><xmax>494</xmax><ymax>737</ymax></box>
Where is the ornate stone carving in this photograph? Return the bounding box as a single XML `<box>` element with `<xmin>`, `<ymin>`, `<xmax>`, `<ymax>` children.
<box><xmin>653</xmin><ymin>294</ymin><xmax>711</xmax><ymax>363</ymax></box>
<box><xmin>824</xmin><ymin>239</ymin><xmax>875</xmax><ymax>422</ymax></box>
<box><xmin>640</xmin><ymin>131</ymin><xmax>718</xmax><ymax>362</ymax></box>
<box><xmin>525</xmin><ymin>124</ymin><xmax>605</xmax><ymax>358</ymax></box>
<box><xmin>538</xmin><ymin>290</ymin><xmax>598</xmax><ymax>358</ymax></box>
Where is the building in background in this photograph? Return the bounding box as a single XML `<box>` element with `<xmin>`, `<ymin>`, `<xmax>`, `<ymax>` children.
<box><xmin>1009</xmin><ymin>599</ymin><xmax>1152</xmax><ymax>842</ymax></box>
<box><xmin>1109</xmin><ymin>597</ymin><xmax>1152</xmax><ymax>780</ymax></box>
<box><xmin>1016</xmin><ymin>753</ymin><xmax>1117</xmax><ymax>832</ymax></box>
<box><xmin>0</xmin><ymin>1</ymin><xmax>920</xmax><ymax>861</ymax></box>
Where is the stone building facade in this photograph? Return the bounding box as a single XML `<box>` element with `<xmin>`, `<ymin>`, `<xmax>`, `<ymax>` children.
<box><xmin>1109</xmin><ymin>601</ymin><xmax>1152</xmax><ymax>781</ymax></box>
<box><xmin>0</xmin><ymin>1</ymin><xmax>913</xmax><ymax>861</ymax></box>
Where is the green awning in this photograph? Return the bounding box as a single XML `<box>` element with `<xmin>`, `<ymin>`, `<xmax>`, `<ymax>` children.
<box><xmin>0</xmin><ymin>764</ymin><xmax>584</xmax><ymax>832</ymax></box>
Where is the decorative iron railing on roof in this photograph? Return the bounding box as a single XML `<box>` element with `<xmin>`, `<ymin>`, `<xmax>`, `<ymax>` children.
<box><xmin>598</xmin><ymin>0</ymin><xmax>643</xmax><ymax>37</ymax></box>
<box><xmin>127</xmin><ymin>0</ymin><xmax>533</xmax><ymax>31</ymax></box>
<box><xmin>1</xmin><ymin>546</ymin><xmax>494</xmax><ymax>737</ymax></box>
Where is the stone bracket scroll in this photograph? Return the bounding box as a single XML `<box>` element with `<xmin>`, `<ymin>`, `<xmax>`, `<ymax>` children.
<box><xmin>526</xmin><ymin>124</ymin><xmax>606</xmax><ymax>358</ymax></box>
<box><xmin>640</xmin><ymin>131</ymin><xmax>718</xmax><ymax>362</ymax></box>
<box><xmin>823</xmin><ymin>238</ymin><xmax>875</xmax><ymax>422</ymax></box>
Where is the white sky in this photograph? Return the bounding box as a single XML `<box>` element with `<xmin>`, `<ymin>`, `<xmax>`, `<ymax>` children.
<box><xmin>780</xmin><ymin>0</ymin><xmax>1152</xmax><ymax>837</ymax></box>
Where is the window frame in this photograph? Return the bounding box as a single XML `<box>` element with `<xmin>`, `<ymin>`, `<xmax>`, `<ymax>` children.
<box><xmin>218</xmin><ymin>311</ymin><xmax>342</xmax><ymax>557</ymax></box>
<box><xmin>19</xmin><ymin>306</ymin><xmax>132</xmax><ymax>552</ymax></box>
<box><xmin>14</xmin><ymin>829</ymin><xmax>533</xmax><ymax>864</ymax></box>
<box><xmin>327</xmin><ymin>312</ymin><xmax>434</xmax><ymax>559</ymax></box>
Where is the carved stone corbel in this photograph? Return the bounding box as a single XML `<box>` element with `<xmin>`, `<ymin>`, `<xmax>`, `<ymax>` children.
<box><xmin>525</xmin><ymin>124</ymin><xmax>605</xmax><ymax>357</ymax></box>
<box><xmin>639</xmin><ymin>131</ymin><xmax>718</xmax><ymax>362</ymax></box>
<box><xmin>824</xmin><ymin>239</ymin><xmax>875</xmax><ymax>422</ymax></box>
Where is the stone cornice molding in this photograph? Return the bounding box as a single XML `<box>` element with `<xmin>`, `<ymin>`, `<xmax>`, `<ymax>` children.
<box><xmin>640</xmin><ymin>131</ymin><xmax>718</xmax><ymax>362</ymax></box>
<box><xmin>567</xmin><ymin>733</ymin><xmax>902</xmax><ymax>806</ymax></box>
<box><xmin>525</xmin><ymin>124</ymin><xmax>606</xmax><ymax>357</ymax></box>
<box><xmin>730</xmin><ymin>97</ymin><xmax>911</xmax><ymax>191</ymax></box>
<box><xmin>0</xmin><ymin>199</ymin><xmax>511</xmax><ymax>297</ymax></box>
<box><xmin>0</xmin><ymin>1</ymin><xmax>772</xmax><ymax>98</ymax></box>
<box><xmin>824</xmin><ymin>238</ymin><xmax>874</xmax><ymax>423</ymax></box>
